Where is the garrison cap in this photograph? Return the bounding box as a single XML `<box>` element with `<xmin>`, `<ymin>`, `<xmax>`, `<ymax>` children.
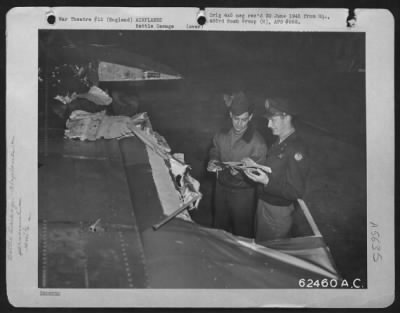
<box><xmin>229</xmin><ymin>92</ymin><xmax>253</xmax><ymax>116</ymax></box>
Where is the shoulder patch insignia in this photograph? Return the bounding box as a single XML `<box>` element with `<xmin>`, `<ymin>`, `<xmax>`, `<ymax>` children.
<box><xmin>294</xmin><ymin>152</ymin><xmax>303</xmax><ymax>161</ymax></box>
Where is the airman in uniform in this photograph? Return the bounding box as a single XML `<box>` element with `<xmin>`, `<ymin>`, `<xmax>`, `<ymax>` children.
<box><xmin>207</xmin><ymin>92</ymin><xmax>267</xmax><ymax>238</ymax></box>
<box><xmin>243</xmin><ymin>97</ymin><xmax>310</xmax><ymax>242</ymax></box>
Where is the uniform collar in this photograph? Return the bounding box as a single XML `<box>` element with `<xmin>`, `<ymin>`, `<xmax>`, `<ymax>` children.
<box><xmin>224</xmin><ymin>124</ymin><xmax>255</xmax><ymax>143</ymax></box>
<box><xmin>278</xmin><ymin>128</ymin><xmax>296</xmax><ymax>144</ymax></box>
<box><xmin>240</xmin><ymin>124</ymin><xmax>255</xmax><ymax>143</ymax></box>
<box><xmin>273</xmin><ymin>129</ymin><xmax>297</xmax><ymax>147</ymax></box>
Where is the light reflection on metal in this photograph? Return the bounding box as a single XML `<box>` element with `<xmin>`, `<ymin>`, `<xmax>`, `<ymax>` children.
<box><xmin>98</xmin><ymin>61</ymin><xmax>182</xmax><ymax>82</ymax></box>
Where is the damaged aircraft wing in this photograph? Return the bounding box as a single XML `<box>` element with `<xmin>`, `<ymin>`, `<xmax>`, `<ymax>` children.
<box><xmin>43</xmin><ymin>43</ymin><xmax>183</xmax><ymax>82</ymax></box>
<box><xmin>39</xmin><ymin>114</ymin><xmax>340</xmax><ymax>288</ymax></box>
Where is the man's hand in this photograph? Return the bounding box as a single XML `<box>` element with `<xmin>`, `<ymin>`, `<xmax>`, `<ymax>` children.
<box><xmin>244</xmin><ymin>168</ymin><xmax>269</xmax><ymax>185</ymax></box>
<box><xmin>241</xmin><ymin>157</ymin><xmax>272</xmax><ymax>174</ymax></box>
<box><xmin>241</xmin><ymin>157</ymin><xmax>258</xmax><ymax>168</ymax></box>
<box><xmin>207</xmin><ymin>159</ymin><xmax>222</xmax><ymax>172</ymax></box>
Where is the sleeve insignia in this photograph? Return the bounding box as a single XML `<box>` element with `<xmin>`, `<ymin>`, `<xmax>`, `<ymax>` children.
<box><xmin>294</xmin><ymin>152</ymin><xmax>303</xmax><ymax>161</ymax></box>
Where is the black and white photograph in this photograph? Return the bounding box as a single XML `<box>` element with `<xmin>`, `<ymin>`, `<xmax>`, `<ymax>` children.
<box><xmin>6</xmin><ymin>7</ymin><xmax>394</xmax><ymax>307</ymax></box>
<box><xmin>37</xmin><ymin>28</ymin><xmax>366</xmax><ymax>289</ymax></box>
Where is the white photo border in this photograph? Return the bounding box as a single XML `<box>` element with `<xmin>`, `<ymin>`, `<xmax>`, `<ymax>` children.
<box><xmin>6</xmin><ymin>7</ymin><xmax>395</xmax><ymax>308</ymax></box>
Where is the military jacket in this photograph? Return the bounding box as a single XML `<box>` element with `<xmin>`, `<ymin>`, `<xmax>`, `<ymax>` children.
<box><xmin>258</xmin><ymin>132</ymin><xmax>310</xmax><ymax>205</ymax></box>
<box><xmin>209</xmin><ymin>125</ymin><xmax>267</xmax><ymax>189</ymax></box>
